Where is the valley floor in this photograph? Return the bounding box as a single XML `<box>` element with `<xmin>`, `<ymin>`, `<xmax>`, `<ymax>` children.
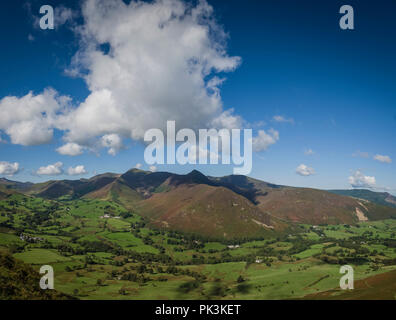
<box><xmin>0</xmin><ymin>194</ymin><xmax>395</xmax><ymax>300</ymax></box>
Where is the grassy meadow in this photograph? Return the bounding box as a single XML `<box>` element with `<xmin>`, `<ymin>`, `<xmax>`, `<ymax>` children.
<box><xmin>0</xmin><ymin>193</ymin><xmax>395</xmax><ymax>299</ymax></box>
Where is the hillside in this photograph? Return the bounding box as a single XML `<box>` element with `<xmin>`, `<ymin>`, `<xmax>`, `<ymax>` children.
<box><xmin>84</xmin><ymin>170</ymin><xmax>289</xmax><ymax>239</ymax></box>
<box><xmin>137</xmin><ymin>183</ymin><xmax>285</xmax><ymax>239</ymax></box>
<box><xmin>28</xmin><ymin>173</ymin><xmax>121</xmax><ymax>199</ymax></box>
<box><xmin>254</xmin><ymin>187</ymin><xmax>396</xmax><ymax>224</ymax></box>
<box><xmin>329</xmin><ymin>189</ymin><xmax>396</xmax><ymax>208</ymax></box>
<box><xmin>304</xmin><ymin>269</ymin><xmax>396</xmax><ymax>300</ymax></box>
<box><xmin>0</xmin><ymin>178</ymin><xmax>33</xmax><ymax>191</ymax></box>
<box><xmin>0</xmin><ymin>252</ymin><xmax>71</xmax><ymax>300</ymax></box>
<box><xmin>2</xmin><ymin>170</ymin><xmax>396</xmax><ymax>239</ymax></box>
<box><xmin>209</xmin><ymin>174</ymin><xmax>282</xmax><ymax>204</ymax></box>
<box><xmin>0</xmin><ymin>190</ymin><xmax>7</xmax><ymax>200</ymax></box>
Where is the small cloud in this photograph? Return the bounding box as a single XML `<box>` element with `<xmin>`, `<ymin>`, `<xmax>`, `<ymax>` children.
<box><xmin>251</xmin><ymin>129</ymin><xmax>279</xmax><ymax>152</ymax></box>
<box><xmin>272</xmin><ymin>115</ymin><xmax>294</xmax><ymax>124</ymax></box>
<box><xmin>348</xmin><ymin>170</ymin><xmax>376</xmax><ymax>188</ymax></box>
<box><xmin>373</xmin><ymin>154</ymin><xmax>392</xmax><ymax>164</ymax></box>
<box><xmin>304</xmin><ymin>149</ymin><xmax>315</xmax><ymax>155</ymax></box>
<box><xmin>135</xmin><ymin>163</ymin><xmax>142</xmax><ymax>169</ymax></box>
<box><xmin>28</xmin><ymin>34</ymin><xmax>35</xmax><ymax>42</ymax></box>
<box><xmin>67</xmin><ymin>165</ymin><xmax>87</xmax><ymax>176</ymax></box>
<box><xmin>352</xmin><ymin>151</ymin><xmax>369</xmax><ymax>158</ymax></box>
<box><xmin>149</xmin><ymin>166</ymin><xmax>157</xmax><ymax>172</ymax></box>
<box><xmin>296</xmin><ymin>164</ymin><xmax>315</xmax><ymax>176</ymax></box>
<box><xmin>0</xmin><ymin>161</ymin><xmax>20</xmax><ymax>176</ymax></box>
<box><xmin>36</xmin><ymin>162</ymin><xmax>63</xmax><ymax>176</ymax></box>
<box><xmin>57</xmin><ymin>143</ymin><xmax>84</xmax><ymax>156</ymax></box>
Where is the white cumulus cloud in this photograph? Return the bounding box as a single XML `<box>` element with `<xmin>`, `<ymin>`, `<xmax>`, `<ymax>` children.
<box><xmin>296</xmin><ymin>164</ymin><xmax>315</xmax><ymax>176</ymax></box>
<box><xmin>2</xmin><ymin>0</ymin><xmax>272</xmax><ymax>157</ymax></box>
<box><xmin>149</xmin><ymin>165</ymin><xmax>157</xmax><ymax>172</ymax></box>
<box><xmin>135</xmin><ymin>163</ymin><xmax>142</xmax><ymax>169</ymax></box>
<box><xmin>348</xmin><ymin>170</ymin><xmax>376</xmax><ymax>188</ymax></box>
<box><xmin>0</xmin><ymin>162</ymin><xmax>20</xmax><ymax>176</ymax></box>
<box><xmin>36</xmin><ymin>162</ymin><xmax>63</xmax><ymax>176</ymax></box>
<box><xmin>251</xmin><ymin>129</ymin><xmax>279</xmax><ymax>152</ymax></box>
<box><xmin>373</xmin><ymin>154</ymin><xmax>392</xmax><ymax>164</ymax></box>
<box><xmin>67</xmin><ymin>165</ymin><xmax>87</xmax><ymax>176</ymax></box>
<box><xmin>60</xmin><ymin>0</ymin><xmax>241</xmax><ymax>145</ymax></box>
<box><xmin>57</xmin><ymin>143</ymin><xmax>84</xmax><ymax>156</ymax></box>
<box><xmin>0</xmin><ymin>88</ymin><xmax>70</xmax><ymax>146</ymax></box>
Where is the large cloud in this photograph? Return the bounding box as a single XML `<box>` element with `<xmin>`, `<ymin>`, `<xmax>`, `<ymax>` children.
<box><xmin>2</xmin><ymin>0</ymin><xmax>275</xmax><ymax>156</ymax></box>
<box><xmin>0</xmin><ymin>162</ymin><xmax>20</xmax><ymax>176</ymax></box>
<box><xmin>60</xmin><ymin>0</ymin><xmax>241</xmax><ymax>145</ymax></box>
<box><xmin>348</xmin><ymin>170</ymin><xmax>376</xmax><ymax>188</ymax></box>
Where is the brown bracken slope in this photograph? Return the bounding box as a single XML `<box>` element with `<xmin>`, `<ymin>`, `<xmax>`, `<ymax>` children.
<box><xmin>304</xmin><ymin>269</ymin><xmax>396</xmax><ymax>300</ymax></box>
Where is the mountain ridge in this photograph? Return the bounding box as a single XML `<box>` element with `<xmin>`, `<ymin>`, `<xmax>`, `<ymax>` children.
<box><xmin>2</xmin><ymin>169</ymin><xmax>396</xmax><ymax>239</ymax></box>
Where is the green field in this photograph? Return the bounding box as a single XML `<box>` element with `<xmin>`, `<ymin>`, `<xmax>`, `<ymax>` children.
<box><xmin>0</xmin><ymin>195</ymin><xmax>395</xmax><ymax>300</ymax></box>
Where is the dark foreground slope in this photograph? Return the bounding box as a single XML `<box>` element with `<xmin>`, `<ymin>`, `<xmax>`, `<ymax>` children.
<box><xmin>0</xmin><ymin>252</ymin><xmax>71</xmax><ymax>300</ymax></box>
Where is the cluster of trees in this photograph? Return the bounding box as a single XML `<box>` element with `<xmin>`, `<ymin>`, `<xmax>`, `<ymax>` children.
<box><xmin>319</xmin><ymin>254</ymin><xmax>369</xmax><ymax>265</ymax></box>
<box><xmin>120</xmin><ymin>272</ymin><xmax>151</xmax><ymax>283</ymax></box>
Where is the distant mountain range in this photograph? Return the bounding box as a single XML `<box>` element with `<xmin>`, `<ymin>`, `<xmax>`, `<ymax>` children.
<box><xmin>1</xmin><ymin>170</ymin><xmax>396</xmax><ymax>239</ymax></box>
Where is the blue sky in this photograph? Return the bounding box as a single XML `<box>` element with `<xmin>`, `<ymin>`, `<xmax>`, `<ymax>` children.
<box><xmin>0</xmin><ymin>0</ymin><xmax>395</xmax><ymax>194</ymax></box>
